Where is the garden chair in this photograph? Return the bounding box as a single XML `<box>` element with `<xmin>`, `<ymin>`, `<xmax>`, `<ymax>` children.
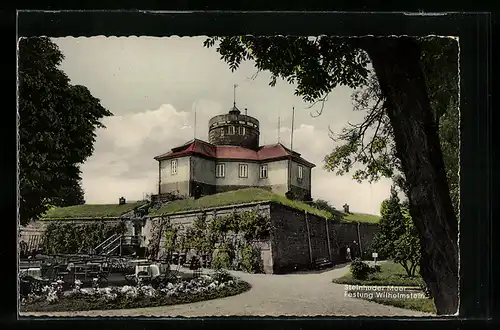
<box><xmin>189</xmin><ymin>256</ymin><xmax>202</xmax><ymax>278</ymax></box>
<box><xmin>73</xmin><ymin>263</ymin><xmax>87</xmax><ymax>282</ymax></box>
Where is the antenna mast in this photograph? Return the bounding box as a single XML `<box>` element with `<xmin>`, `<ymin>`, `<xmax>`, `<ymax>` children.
<box><xmin>290</xmin><ymin>106</ymin><xmax>295</xmax><ymax>151</ymax></box>
<box><xmin>278</xmin><ymin>115</ymin><xmax>281</xmax><ymax>143</ymax></box>
<box><xmin>233</xmin><ymin>84</ymin><xmax>238</xmax><ymax>106</ymax></box>
<box><xmin>193</xmin><ymin>101</ymin><xmax>197</xmax><ymax>139</ymax></box>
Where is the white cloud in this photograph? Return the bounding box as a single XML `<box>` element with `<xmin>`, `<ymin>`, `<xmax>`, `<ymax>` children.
<box><xmin>99</xmin><ymin>104</ymin><xmax>190</xmax><ymax>148</ymax></box>
<box><xmin>81</xmin><ymin>103</ymin><xmax>391</xmax><ymax>214</ymax></box>
<box><xmin>275</xmin><ymin>123</ymin><xmax>392</xmax><ymax>214</ymax></box>
<box><xmin>54</xmin><ymin>36</ymin><xmax>393</xmax><ymax>215</ymax></box>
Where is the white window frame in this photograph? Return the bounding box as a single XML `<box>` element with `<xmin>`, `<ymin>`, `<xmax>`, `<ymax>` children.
<box><xmin>298</xmin><ymin>165</ymin><xmax>303</xmax><ymax>180</ymax></box>
<box><xmin>239</xmin><ymin>126</ymin><xmax>246</xmax><ymax>135</ymax></box>
<box><xmin>216</xmin><ymin>163</ymin><xmax>225</xmax><ymax>178</ymax></box>
<box><xmin>171</xmin><ymin>159</ymin><xmax>178</xmax><ymax>175</ymax></box>
<box><xmin>238</xmin><ymin>164</ymin><xmax>248</xmax><ymax>178</ymax></box>
<box><xmin>259</xmin><ymin>164</ymin><xmax>268</xmax><ymax>179</ymax></box>
<box><xmin>228</xmin><ymin>126</ymin><xmax>235</xmax><ymax>135</ymax></box>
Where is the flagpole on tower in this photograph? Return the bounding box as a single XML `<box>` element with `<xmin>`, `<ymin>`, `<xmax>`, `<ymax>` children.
<box><xmin>193</xmin><ymin>101</ymin><xmax>197</xmax><ymax>139</ymax></box>
<box><xmin>278</xmin><ymin>115</ymin><xmax>281</xmax><ymax>143</ymax></box>
<box><xmin>290</xmin><ymin>106</ymin><xmax>295</xmax><ymax>151</ymax></box>
<box><xmin>233</xmin><ymin>84</ymin><xmax>238</xmax><ymax>106</ymax></box>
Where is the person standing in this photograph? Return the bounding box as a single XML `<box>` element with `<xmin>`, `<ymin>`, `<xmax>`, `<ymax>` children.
<box><xmin>346</xmin><ymin>246</ymin><xmax>352</xmax><ymax>262</ymax></box>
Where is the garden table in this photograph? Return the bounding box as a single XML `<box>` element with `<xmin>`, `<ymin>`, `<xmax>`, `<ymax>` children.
<box><xmin>20</xmin><ymin>267</ymin><xmax>42</xmax><ymax>279</ymax></box>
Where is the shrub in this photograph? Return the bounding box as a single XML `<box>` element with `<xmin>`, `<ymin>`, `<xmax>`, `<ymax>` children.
<box><xmin>285</xmin><ymin>190</ymin><xmax>295</xmax><ymax>200</ymax></box>
<box><xmin>41</xmin><ymin>221</ymin><xmax>126</xmax><ymax>255</ymax></box>
<box><xmin>19</xmin><ymin>273</ymin><xmax>49</xmax><ymax>297</ymax></box>
<box><xmin>372</xmin><ymin>265</ymin><xmax>381</xmax><ymax>273</ymax></box>
<box><xmin>240</xmin><ymin>243</ymin><xmax>263</xmax><ymax>273</ymax></box>
<box><xmin>212</xmin><ymin>248</ymin><xmax>232</xmax><ymax>270</ymax></box>
<box><xmin>350</xmin><ymin>260</ymin><xmax>375</xmax><ymax>280</ymax></box>
<box><xmin>212</xmin><ymin>269</ymin><xmax>232</xmax><ymax>284</ymax></box>
<box><xmin>150</xmin><ymin>274</ymin><xmax>175</xmax><ymax>290</ymax></box>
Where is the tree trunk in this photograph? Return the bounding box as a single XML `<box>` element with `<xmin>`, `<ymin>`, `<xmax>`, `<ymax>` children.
<box><xmin>410</xmin><ymin>262</ymin><xmax>418</xmax><ymax>277</ymax></box>
<box><xmin>400</xmin><ymin>262</ymin><xmax>411</xmax><ymax>277</ymax></box>
<box><xmin>358</xmin><ymin>37</ymin><xmax>459</xmax><ymax>315</ymax></box>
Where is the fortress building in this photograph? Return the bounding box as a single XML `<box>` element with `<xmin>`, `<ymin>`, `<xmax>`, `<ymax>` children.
<box><xmin>154</xmin><ymin>101</ymin><xmax>315</xmax><ymax>201</ymax></box>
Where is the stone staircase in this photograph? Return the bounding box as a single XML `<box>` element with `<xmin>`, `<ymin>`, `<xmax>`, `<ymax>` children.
<box><xmin>93</xmin><ymin>234</ymin><xmax>143</xmax><ymax>256</ymax></box>
<box><xmin>314</xmin><ymin>257</ymin><xmax>333</xmax><ymax>269</ymax></box>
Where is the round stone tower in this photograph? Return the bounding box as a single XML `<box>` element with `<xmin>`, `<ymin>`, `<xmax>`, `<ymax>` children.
<box><xmin>208</xmin><ymin>104</ymin><xmax>260</xmax><ymax>149</ymax></box>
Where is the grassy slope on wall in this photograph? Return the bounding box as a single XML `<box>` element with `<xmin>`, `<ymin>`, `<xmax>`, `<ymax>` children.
<box><xmin>151</xmin><ymin>188</ymin><xmax>333</xmax><ymax>218</ymax></box>
<box><xmin>343</xmin><ymin>212</ymin><xmax>381</xmax><ymax>224</ymax></box>
<box><xmin>41</xmin><ymin>201</ymin><xmax>148</xmax><ymax>220</ymax></box>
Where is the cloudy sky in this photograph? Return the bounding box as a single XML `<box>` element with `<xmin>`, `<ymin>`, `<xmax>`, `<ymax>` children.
<box><xmin>53</xmin><ymin>36</ymin><xmax>393</xmax><ymax>215</ymax></box>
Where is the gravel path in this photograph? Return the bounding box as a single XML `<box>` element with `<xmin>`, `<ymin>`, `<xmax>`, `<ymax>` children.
<box><xmin>20</xmin><ymin>263</ymin><xmax>433</xmax><ymax>317</ymax></box>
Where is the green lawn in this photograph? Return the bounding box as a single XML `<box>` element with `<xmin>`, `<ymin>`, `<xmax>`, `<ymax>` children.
<box><xmin>41</xmin><ymin>201</ymin><xmax>149</xmax><ymax>220</ymax></box>
<box><xmin>150</xmin><ymin>188</ymin><xmax>332</xmax><ymax>218</ymax></box>
<box><xmin>343</xmin><ymin>212</ymin><xmax>381</xmax><ymax>223</ymax></box>
<box><xmin>367</xmin><ymin>296</ymin><xmax>436</xmax><ymax>314</ymax></box>
<box><xmin>335</xmin><ymin>261</ymin><xmax>434</xmax><ymax>313</ymax></box>
<box><xmin>333</xmin><ymin>261</ymin><xmax>425</xmax><ymax>287</ymax></box>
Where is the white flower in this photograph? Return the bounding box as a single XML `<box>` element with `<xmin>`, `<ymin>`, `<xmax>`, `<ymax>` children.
<box><xmin>227</xmin><ymin>280</ymin><xmax>234</xmax><ymax>286</ymax></box>
<box><xmin>74</xmin><ymin>279</ymin><xmax>82</xmax><ymax>286</ymax></box>
<box><xmin>96</xmin><ymin>287</ymin><xmax>112</xmax><ymax>296</ymax></box>
<box><xmin>121</xmin><ymin>285</ymin><xmax>134</xmax><ymax>293</ymax></box>
<box><xmin>219</xmin><ymin>283</ymin><xmax>225</xmax><ymax>288</ymax></box>
<box><xmin>103</xmin><ymin>292</ymin><xmax>118</xmax><ymax>302</ymax></box>
<box><xmin>167</xmin><ymin>282</ymin><xmax>174</xmax><ymax>290</ymax></box>
<box><xmin>81</xmin><ymin>288</ymin><xmax>94</xmax><ymax>295</ymax></box>
<box><xmin>46</xmin><ymin>291</ymin><xmax>58</xmax><ymax>303</ymax></box>
<box><xmin>56</xmin><ymin>279</ymin><xmax>64</xmax><ymax>285</ymax></box>
<box><xmin>126</xmin><ymin>290</ymin><xmax>138</xmax><ymax>298</ymax></box>
<box><xmin>208</xmin><ymin>283</ymin><xmax>217</xmax><ymax>289</ymax></box>
<box><xmin>62</xmin><ymin>290</ymin><xmax>74</xmax><ymax>298</ymax></box>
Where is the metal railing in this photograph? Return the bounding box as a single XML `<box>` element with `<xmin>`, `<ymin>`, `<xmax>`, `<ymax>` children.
<box><xmin>122</xmin><ymin>235</ymin><xmax>143</xmax><ymax>246</ymax></box>
<box><xmin>93</xmin><ymin>235</ymin><xmax>144</xmax><ymax>256</ymax></box>
<box><xmin>93</xmin><ymin>234</ymin><xmax>120</xmax><ymax>255</ymax></box>
<box><xmin>100</xmin><ymin>235</ymin><xmax>123</xmax><ymax>256</ymax></box>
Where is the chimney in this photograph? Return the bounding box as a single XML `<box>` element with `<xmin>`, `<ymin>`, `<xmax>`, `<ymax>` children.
<box><xmin>343</xmin><ymin>203</ymin><xmax>350</xmax><ymax>214</ymax></box>
<box><xmin>119</xmin><ymin>197</ymin><xmax>126</xmax><ymax>205</ymax></box>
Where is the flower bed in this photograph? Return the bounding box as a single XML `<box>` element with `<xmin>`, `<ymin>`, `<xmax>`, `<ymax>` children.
<box><xmin>20</xmin><ymin>270</ymin><xmax>251</xmax><ymax>312</ymax></box>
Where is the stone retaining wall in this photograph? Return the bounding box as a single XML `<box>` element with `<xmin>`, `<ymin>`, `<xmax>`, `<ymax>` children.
<box><xmin>146</xmin><ymin>202</ymin><xmax>379</xmax><ymax>274</ymax></box>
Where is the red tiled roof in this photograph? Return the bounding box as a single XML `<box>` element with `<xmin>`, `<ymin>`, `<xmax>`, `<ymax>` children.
<box><xmin>154</xmin><ymin>139</ymin><xmax>315</xmax><ymax>167</ymax></box>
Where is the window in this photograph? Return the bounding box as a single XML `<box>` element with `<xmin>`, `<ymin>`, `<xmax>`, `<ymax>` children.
<box><xmin>239</xmin><ymin>164</ymin><xmax>248</xmax><ymax>178</ymax></box>
<box><xmin>171</xmin><ymin>159</ymin><xmax>178</xmax><ymax>175</ymax></box>
<box><xmin>298</xmin><ymin>165</ymin><xmax>303</xmax><ymax>180</ymax></box>
<box><xmin>259</xmin><ymin>164</ymin><xmax>268</xmax><ymax>179</ymax></box>
<box><xmin>239</xmin><ymin>126</ymin><xmax>246</xmax><ymax>135</ymax></box>
<box><xmin>228</xmin><ymin>126</ymin><xmax>235</xmax><ymax>135</ymax></box>
<box><xmin>216</xmin><ymin>163</ymin><xmax>225</xmax><ymax>178</ymax></box>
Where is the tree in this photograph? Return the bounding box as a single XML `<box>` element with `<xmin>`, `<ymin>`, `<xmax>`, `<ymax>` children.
<box><xmin>18</xmin><ymin>37</ymin><xmax>112</xmax><ymax>225</ymax></box>
<box><xmin>51</xmin><ymin>177</ymin><xmax>86</xmax><ymax>207</ymax></box>
<box><xmin>310</xmin><ymin>199</ymin><xmax>337</xmax><ymax>216</ymax></box>
<box><xmin>323</xmin><ymin>38</ymin><xmax>459</xmax><ymax>215</ymax></box>
<box><xmin>372</xmin><ymin>187</ymin><xmax>421</xmax><ymax>277</ymax></box>
<box><xmin>204</xmin><ymin>36</ymin><xmax>458</xmax><ymax>314</ymax></box>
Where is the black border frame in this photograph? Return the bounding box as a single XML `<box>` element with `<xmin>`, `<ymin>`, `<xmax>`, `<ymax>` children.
<box><xmin>4</xmin><ymin>9</ymin><xmax>493</xmax><ymax>330</ymax></box>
